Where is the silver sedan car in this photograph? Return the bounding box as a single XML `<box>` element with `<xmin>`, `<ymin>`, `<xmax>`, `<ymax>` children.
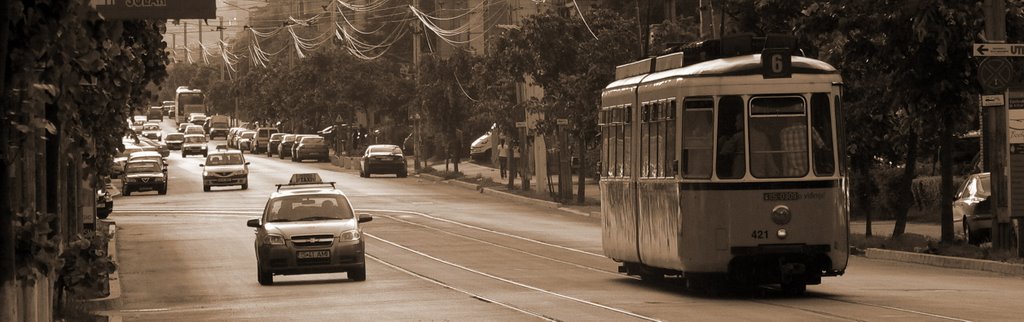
<box><xmin>246</xmin><ymin>174</ymin><xmax>373</xmax><ymax>285</ymax></box>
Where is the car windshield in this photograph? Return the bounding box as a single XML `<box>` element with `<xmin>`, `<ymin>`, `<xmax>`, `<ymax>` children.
<box><xmin>119</xmin><ymin>147</ymin><xmax>143</xmax><ymax>158</ymax></box>
<box><xmin>206</xmin><ymin>153</ymin><xmax>244</xmax><ymax>166</ymax></box>
<box><xmin>241</xmin><ymin>132</ymin><xmax>256</xmax><ymax>139</ymax></box>
<box><xmin>130</xmin><ymin>155</ymin><xmax>161</xmax><ymax>163</ymax></box>
<box><xmin>301</xmin><ymin>137</ymin><xmax>323</xmax><ymax>144</ymax></box>
<box><xmin>165</xmin><ymin>134</ymin><xmax>184</xmax><ymax>141</ymax></box>
<box><xmin>283</xmin><ymin>135</ymin><xmax>296</xmax><ymax>142</ymax></box>
<box><xmin>369</xmin><ymin>146</ymin><xmax>401</xmax><ymax>154</ymax></box>
<box><xmin>185</xmin><ymin>136</ymin><xmax>206</xmax><ymax>143</ymax></box>
<box><xmin>126</xmin><ymin>162</ymin><xmax>160</xmax><ymax>173</ymax></box>
<box><xmin>264</xmin><ymin>195</ymin><xmax>354</xmax><ymax>222</ymax></box>
<box><xmin>143</xmin><ymin>125</ymin><xmax>160</xmax><ymax>131</ymax></box>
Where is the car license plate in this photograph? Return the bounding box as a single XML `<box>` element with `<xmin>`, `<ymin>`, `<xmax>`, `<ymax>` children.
<box><xmin>216</xmin><ymin>178</ymin><xmax>234</xmax><ymax>183</ymax></box>
<box><xmin>297</xmin><ymin>250</ymin><xmax>330</xmax><ymax>259</ymax></box>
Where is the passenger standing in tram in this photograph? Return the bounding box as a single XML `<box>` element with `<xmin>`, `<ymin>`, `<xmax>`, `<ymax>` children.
<box><xmin>718</xmin><ymin>113</ymin><xmax>772</xmax><ymax>178</ymax></box>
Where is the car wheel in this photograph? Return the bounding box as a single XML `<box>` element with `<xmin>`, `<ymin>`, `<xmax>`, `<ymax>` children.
<box><xmin>964</xmin><ymin>218</ymin><xmax>980</xmax><ymax>246</ymax></box>
<box><xmin>242</xmin><ymin>183</ymin><xmax>248</xmax><ymax>190</ymax></box>
<box><xmin>348</xmin><ymin>265</ymin><xmax>366</xmax><ymax>281</ymax></box>
<box><xmin>398</xmin><ymin>171</ymin><xmax>407</xmax><ymax>178</ymax></box>
<box><xmin>202</xmin><ymin>152</ymin><xmax>207</xmax><ymax>157</ymax></box>
<box><xmin>203</xmin><ymin>185</ymin><xmax>210</xmax><ymax>192</ymax></box>
<box><xmin>360</xmin><ymin>169</ymin><xmax>368</xmax><ymax>178</ymax></box>
<box><xmin>291</xmin><ymin>156</ymin><xmax>298</xmax><ymax>162</ymax></box>
<box><xmin>181</xmin><ymin>152</ymin><xmax>186</xmax><ymax>158</ymax></box>
<box><xmin>97</xmin><ymin>209</ymin><xmax>110</xmax><ymax>220</ymax></box>
<box><xmin>158</xmin><ymin>186</ymin><xmax>167</xmax><ymax>195</ymax></box>
<box><xmin>279</xmin><ymin>153</ymin><xmax>284</xmax><ymax>159</ymax></box>
<box><xmin>123</xmin><ymin>187</ymin><xmax>131</xmax><ymax>196</ymax></box>
<box><xmin>266</xmin><ymin>151</ymin><xmax>272</xmax><ymax>157</ymax></box>
<box><xmin>257</xmin><ymin>265</ymin><xmax>273</xmax><ymax>285</ymax></box>
<box><xmin>780</xmin><ymin>281</ymin><xmax>807</xmax><ymax>296</ymax></box>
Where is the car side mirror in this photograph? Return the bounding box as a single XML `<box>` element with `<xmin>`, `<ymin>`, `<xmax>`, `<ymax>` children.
<box><xmin>245</xmin><ymin>162</ymin><xmax>250</xmax><ymax>165</ymax></box>
<box><xmin>199</xmin><ymin>164</ymin><xmax>205</xmax><ymax>167</ymax></box>
<box><xmin>357</xmin><ymin>213</ymin><xmax>373</xmax><ymax>223</ymax></box>
<box><xmin>246</xmin><ymin>218</ymin><xmax>260</xmax><ymax>227</ymax></box>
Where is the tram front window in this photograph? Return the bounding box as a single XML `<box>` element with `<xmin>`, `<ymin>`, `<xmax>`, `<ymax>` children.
<box><xmin>749</xmin><ymin>96</ymin><xmax>808</xmax><ymax>178</ymax></box>
<box><xmin>716</xmin><ymin>96</ymin><xmax>746</xmax><ymax>179</ymax></box>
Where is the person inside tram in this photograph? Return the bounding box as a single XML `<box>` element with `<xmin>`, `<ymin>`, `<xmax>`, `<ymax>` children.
<box><xmin>718</xmin><ymin>112</ymin><xmax>775</xmax><ymax>178</ymax></box>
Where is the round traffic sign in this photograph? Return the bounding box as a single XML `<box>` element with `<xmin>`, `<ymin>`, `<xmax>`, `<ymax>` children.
<box><xmin>978</xmin><ymin>57</ymin><xmax>1014</xmax><ymax>93</ymax></box>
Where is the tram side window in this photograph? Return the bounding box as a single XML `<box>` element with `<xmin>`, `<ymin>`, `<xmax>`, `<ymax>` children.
<box><xmin>600</xmin><ymin>110</ymin><xmax>610</xmax><ymax>177</ymax></box>
<box><xmin>624</xmin><ymin>105</ymin><xmax>632</xmax><ymax>176</ymax></box>
<box><xmin>716</xmin><ymin>96</ymin><xmax>745</xmax><ymax>179</ymax></box>
<box><xmin>682</xmin><ymin>98</ymin><xmax>713</xmax><ymax>179</ymax></box>
<box><xmin>665</xmin><ymin>99</ymin><xmax>677</xmax><ymax>177</ymax></box>
<box><xmin>811</xmin><ymin>93</ymin><xmax>836</xmax><ymax>176</ymax></box>
<box><xmin>640</xmin><ymin>103</ymin><xmax>651</xmax><ymax>177</ymax></box>
<box><xmin>749</xmin><ymin>96</ymin><xmax>807</xmax><ymax>178</ymax></box>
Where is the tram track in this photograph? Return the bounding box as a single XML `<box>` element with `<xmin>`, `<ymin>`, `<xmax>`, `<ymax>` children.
<box><xmin>362</xmin><ymin>208</ymin><xmax>976</xmax><ymax>322</ymax></box>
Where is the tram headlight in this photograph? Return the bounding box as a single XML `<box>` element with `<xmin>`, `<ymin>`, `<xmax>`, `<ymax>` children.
<box><xmin>777</xmin><ymin>228</ymin><xmax>788</xmax><ymax>240</ymax></box>
<box><xmin>771</xmin><ymin>205</ymin><xmax>792</xmax><ymax>225</ymax></box>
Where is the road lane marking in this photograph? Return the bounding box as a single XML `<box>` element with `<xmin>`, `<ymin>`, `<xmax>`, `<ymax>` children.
<box><xmin>358</xmin><ymin>208</ymin><xmax>605</xmax><ymax>258</ymax></box>
<box><xmin>367</xmin><ymin>233</ymin><xmax>661</xmax><ymax>322</ymax></box>
<box><xmin>376</xmin><ymin>212</ymin><xmax>627</xmax><ymax>278</ymax></box>
<box><xmin>367</xmin><ymin>254</ymin><xmax>558</xmax><ymax>321</ymax></box>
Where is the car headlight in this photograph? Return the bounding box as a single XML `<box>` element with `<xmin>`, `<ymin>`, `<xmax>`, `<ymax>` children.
<box><xmin>201</xmin><ymin>146</ymin><xmax>208</xmax><ymax>150</ymax></box>
<box><xmin>125</xmin><ymin>177</ymin><xmax>137</xmax><ymax>182</ymax></box>
<box><xmin>263</xmin><ymin>235</ymin><xmax>285</xmax><ymax>245</ymax></box>
<box><xmin>202</xmin><ymin>171</ymin><xmax>209</xmax><ymax>177</ymax></box>
<box><xmin>339</xmin><ymin>230</ymin><xmax>361</xmax><ymax>241</ymax></box>
<box><xmin>154</xmin><ymin>176</ymin><xmax>165</xmax><ymax>182</ymax></box>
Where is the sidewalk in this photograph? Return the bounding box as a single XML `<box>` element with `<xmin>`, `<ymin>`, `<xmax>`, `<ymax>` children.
<box><xmin>418</xmin><ymin>159</ymin><xmax>602</xmax><ymax>217</ymax></box>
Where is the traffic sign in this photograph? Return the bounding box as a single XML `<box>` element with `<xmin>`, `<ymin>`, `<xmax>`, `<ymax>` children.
<box><xmin>973</xmin><ymin>43</ymin><xmax>1024</xmax><ymax>57</ymax></box>
<box><xmin>983</xmin><ymin>94</ymin><xmax>1005</xmax><ymax>107</ymax></box>
<box><xmin>978</xmin><ymin>57</ymin><xmax>1014</xmax><ymax>93</ymax></box>
<box><xmin>556</xmin><ymin>119</ymin><xmax>569</xmax><ymax>125</ymax></box>
<box><xmin>515</xmin><ymin>121</ymin><xmax>527</xmax><ymax>128</ymax></box>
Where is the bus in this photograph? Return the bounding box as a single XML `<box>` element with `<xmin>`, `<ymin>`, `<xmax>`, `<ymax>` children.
<box><xmin>598</xmin><ymin>34</ymin><xmax>848</xmax><ymax>295</ymax></box>
<box><xmin>175</xmin><ymin>87</ymin><xmax>208</xmax><ymax>124</ymax></box>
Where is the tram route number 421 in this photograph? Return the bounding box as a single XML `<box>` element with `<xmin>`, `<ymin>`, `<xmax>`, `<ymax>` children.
<box><xmin>751</xmin><ymin>230</ymin><xmax>769</xmax><ymax>239</ymax></box>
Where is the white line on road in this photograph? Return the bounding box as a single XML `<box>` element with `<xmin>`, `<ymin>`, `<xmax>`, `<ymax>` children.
<box><xmin>359</xmin><ymin>208</ymin><xmax>606</xmax><ymax>258</ymax></box>
<box><xmin>366</xmin><ymin>232</ymin><xmax>661</xmax><ymax>322</ymax></box>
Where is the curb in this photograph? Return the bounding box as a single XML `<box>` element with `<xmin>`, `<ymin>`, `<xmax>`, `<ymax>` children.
<box><xmin>416</xmin><ymin>173</ymin><xmax>594</xmax><ymax>217</ymax></box>
<box><xmin>87</xmin><ymin>221</ymin><xmax>121</xmax><ymax>308</ymax></box>
<box><xmin>864</xmin><ymin>248</ymin><xmax>1024</xmax><ymax>276</ymax></box>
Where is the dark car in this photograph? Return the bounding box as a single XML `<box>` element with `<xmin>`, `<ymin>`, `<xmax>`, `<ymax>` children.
<box><xmin>292</xmin><ymin>136</ymin><xmax>329</xmax><ymax>162</ymax></box>
<box><xmin>121</xmin><ymin>160</ymin><xmax>167</xmax><ymax>196</ymax></box>
<box><xmin>246</xmin><ymin>173</ymin><xmax>373</xmax><ymax>285</ymax></box>
<box><xmin>267</xmin><ymin>133</ymin><xmax>287</xmax><ymax>157</ymax></box>
<box><xmin>237</xmin><ymin>131</ymin><xmax>257</xmax><ymax>153</ymax></box>
<box><xmin>181</xmin><ymin>134</ymin><xmax>209</xmax><ymax>157</ymax></box>
<box><xmin>165</xmin><ymin>133</ymin><xmax>185</xmax><ymax>150</ymax></box>
<box><xmin>953</xmin><ymin>172</ymin><xmax>992</xmax><ymax>245</ymax></box>
<box><xmin>359</xmin><ymin>144</ymin><xmax>407</xmax><ymax>178</ymax></box>
<box><xmin>278</xmin><ymin>134</ymin><xmax>298</xmax><ymax>159</ymax></box>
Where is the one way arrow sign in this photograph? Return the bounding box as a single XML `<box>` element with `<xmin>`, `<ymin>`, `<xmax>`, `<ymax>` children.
<box><xmin>974</xmin><ymin>43</ymin><xmax>1024</xmax><ymax>57</ymax></box>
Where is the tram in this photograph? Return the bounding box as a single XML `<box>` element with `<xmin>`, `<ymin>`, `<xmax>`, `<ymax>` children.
<box><xmin>598</xmin><ymin>35</ymin><xmax>848</xmax><ymax>294</ymax></box>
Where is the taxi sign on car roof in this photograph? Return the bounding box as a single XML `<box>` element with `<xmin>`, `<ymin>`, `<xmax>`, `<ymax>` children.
<box><xmin>290</xmin><ymin>173</ymin><xmax>322</xmax><ymax>184</ymax></box>
<box><xmin>277</xmin><ymin>173</ymin><xmax>336</xmax><ymax>191</ymax></box>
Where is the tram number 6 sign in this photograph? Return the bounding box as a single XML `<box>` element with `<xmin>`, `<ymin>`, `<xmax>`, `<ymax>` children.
<box><xmin>761</xmin><ymin>49</ymin><xmax>792</xmax><ymax>79</ymax></box>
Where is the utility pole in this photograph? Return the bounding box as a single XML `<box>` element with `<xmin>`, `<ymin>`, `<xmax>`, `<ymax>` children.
<box><xmin>183</xmin><ymin>21</ymin><xmax>188</xmax><ymax>63</ymax></box>
<box><xmin>980</xmin><ymin>0</ymin><xmax>1017</xmax><ymax>252</ymax></box>
<box><xmin>699</xmin><ymin>0</ymin><xmax>713</xmax><ymax>40</ymax></box>
<box><xmin>198</xmin><ymin>19</ymin><xmax>204</xmax><ymax>60</ymax></box>
<box><xmin>219</xmin><ymin>16</ymin><xmax>225</xmax><ymax>81</ymax></box>
<box><xmin>412</xmin><ymin>0</ymin><xmax>423</xmax><ymax>171</ymax></box>
<box><xmin>171</xmin><ymin>33</ymin><xmax>177</xmax><ymax>63</ymax></box>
